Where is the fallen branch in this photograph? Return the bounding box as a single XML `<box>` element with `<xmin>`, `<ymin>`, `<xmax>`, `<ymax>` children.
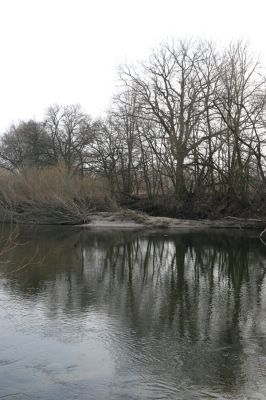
<box><xmin>259</xmin><ymin>226</ymin><xmax>266</xmax><ymax>246</ymax></box>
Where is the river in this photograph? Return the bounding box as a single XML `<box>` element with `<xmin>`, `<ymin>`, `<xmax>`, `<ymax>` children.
<box><xmin>0</xmin><ymin>227</ymin><xmax>265</xmax><ymax>399</ymax></box>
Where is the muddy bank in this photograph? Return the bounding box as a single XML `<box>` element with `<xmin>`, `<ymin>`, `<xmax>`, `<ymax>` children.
<box><xmin>80</xmin><ymin>211</ymin><xmax>266</xmax><ymax>231</ymax></box>
<box><xmin>122</xmin><ymin>194</ymin><xmax>266</xmax><ymax>221</ymax></box>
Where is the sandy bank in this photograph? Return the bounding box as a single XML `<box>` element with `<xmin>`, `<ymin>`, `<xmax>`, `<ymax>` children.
<box><xmin>79</xmin><ymin>211</ymin><xmax>266</xmax><ymax>231</ymax></box>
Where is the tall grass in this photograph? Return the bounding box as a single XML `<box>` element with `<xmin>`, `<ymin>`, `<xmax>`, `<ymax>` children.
<box><xmin>0</xmin><ymin>165</ymin><xmax>116</xmax><ymax>224</ymax></box>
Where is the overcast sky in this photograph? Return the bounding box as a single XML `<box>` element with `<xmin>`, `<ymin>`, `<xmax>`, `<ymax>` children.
<box><xmin>0</xmin><ymin>0</ymin><xmax>265</xmax><ymax>131</ymax></box>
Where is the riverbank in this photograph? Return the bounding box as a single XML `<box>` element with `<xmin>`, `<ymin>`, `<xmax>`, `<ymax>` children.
<box><xmin>1</xmin><ymin>200</ymin><xmax>266</xmax><ymax>233</ymax></box>
<box><xmin>0</xmin><ymin>168</ymin><xmax>265</xmax><ymax>228</ymax></box>
<box><xmin>79</xmin><ymin>211</ymin><xmax>266</xmax><ymax>231</ymax></box>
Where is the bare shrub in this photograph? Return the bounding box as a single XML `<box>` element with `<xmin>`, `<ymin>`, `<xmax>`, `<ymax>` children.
<box><xmin>0</xmin><ymin>165</ymin><xmax>116</xmax><ymax>224</ymax></box>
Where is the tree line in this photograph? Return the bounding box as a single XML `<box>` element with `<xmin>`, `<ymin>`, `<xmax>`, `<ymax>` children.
<box><xmin>1</xmin><ymin>40</ymin><xmax>266</xmax><ymax>214</ymax></box>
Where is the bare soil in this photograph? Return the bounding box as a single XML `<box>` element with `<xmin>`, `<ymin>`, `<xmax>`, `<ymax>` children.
<box><xmin>80</xmin><ymin>210</ymin><xmax>266</xmax><ymax>231</ymax></box>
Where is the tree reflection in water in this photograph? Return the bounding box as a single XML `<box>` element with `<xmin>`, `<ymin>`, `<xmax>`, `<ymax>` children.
<box><xmin>0</xmin><ymin>227</ymin><xmax>265</xmax><ymax>398</ymax></box>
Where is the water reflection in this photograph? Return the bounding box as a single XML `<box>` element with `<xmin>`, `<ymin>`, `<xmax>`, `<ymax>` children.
<box><xmin>0</xmin><ymin>227</ymin><xmax>265</xmax><ymax>399</ymax></box>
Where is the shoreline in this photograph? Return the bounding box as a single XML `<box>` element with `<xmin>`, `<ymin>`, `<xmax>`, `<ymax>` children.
<box><xmin>78</xmin><ymin>212</ymin><xmax>266</xmax><ymax>232</ymax></box>
<box><xmin>1</xmin><ymin>209</ymin><xmax>265</xmax><ymax>233</ymax></box>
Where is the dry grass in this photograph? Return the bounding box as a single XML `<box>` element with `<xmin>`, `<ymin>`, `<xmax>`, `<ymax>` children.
<box><xmin>0</xmin><ymin>166</ymin><xmax>117</xmax><ymax>224</ymax></box>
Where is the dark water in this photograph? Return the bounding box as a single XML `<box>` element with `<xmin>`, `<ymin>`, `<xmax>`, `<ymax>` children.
<box><xmin>0</xmin><ymin>227</ymin><xmax>265</xmax><ymax>400</ymax></box>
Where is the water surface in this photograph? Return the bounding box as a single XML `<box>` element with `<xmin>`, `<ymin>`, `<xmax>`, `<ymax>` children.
<box><xmin>0</xmin><ymin>227</ymin><xmax>265</xmax><ymax>399</ymax></box>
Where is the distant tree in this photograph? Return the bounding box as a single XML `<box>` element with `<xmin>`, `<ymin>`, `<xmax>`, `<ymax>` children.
<box><xmin>213</xmin><ymin>42</ymin><xmax>266</xmax><ymax>198</ymax></box>
<box><xmin>0</xmin><ymin>120</ymin><xmax>56</xmax><ymax>173</ymax></box>
<box><xmin>44</xmin><ymin>104</ymin><xmax>96</xmax><ymax>174</ymax></box>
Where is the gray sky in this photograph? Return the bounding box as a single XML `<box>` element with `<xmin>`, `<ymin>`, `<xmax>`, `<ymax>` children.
<box><xmin>0</xmin><ymin>0</ymin><xmax>265</xmax><ymax>131</ymax></box>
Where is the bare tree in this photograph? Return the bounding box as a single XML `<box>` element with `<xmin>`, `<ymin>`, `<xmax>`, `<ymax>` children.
<box><xmin>120</xmin><ymin>40</ymin><xmax>224</xmax><ymax>198</ymax></box>
<box><xmin>0</xmin><ymin>120</ymin><xmax>55</xmax><ymax>173</ymax></box>
<box><xmin>44</xmin><ymin>104</ymin><xmax>95</xmax><ymax>174</ymax></box>
<box><xmin>213</xmin><ymin>42</ymin><xmax>266</xmax><ymax>199</ymax></box>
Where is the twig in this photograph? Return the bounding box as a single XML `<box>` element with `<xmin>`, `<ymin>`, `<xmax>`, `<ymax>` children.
<box><xmin>0</xmin><ymin>394</ymin><xmax>31</xmax><ymax>399</ymax></box>
<box><xmin>5</xmin><ymin>247</ymin><xmax>44</xmax><ymax>276</ymax></box>
<box><xmin>259</xmin><ymin>226</ymin><xmax>266</xmax><ymax>246</ymax></box>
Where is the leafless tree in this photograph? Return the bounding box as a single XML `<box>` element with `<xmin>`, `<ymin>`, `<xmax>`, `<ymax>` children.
<box><xmin>0</xmin><ymin>120</ymin><xmax>55</xmax><ymax>173</ymax></box>
<box><xmin>44</xmin><ymin>104</ymin><xmax>96</xmax><ymax>174</ymax></box>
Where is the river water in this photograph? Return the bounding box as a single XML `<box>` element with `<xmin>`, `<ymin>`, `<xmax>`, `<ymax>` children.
<box><xmin>0</xmin><ymin>227</ymin><xmax>265</xmax><ymax>400</ymax></box>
